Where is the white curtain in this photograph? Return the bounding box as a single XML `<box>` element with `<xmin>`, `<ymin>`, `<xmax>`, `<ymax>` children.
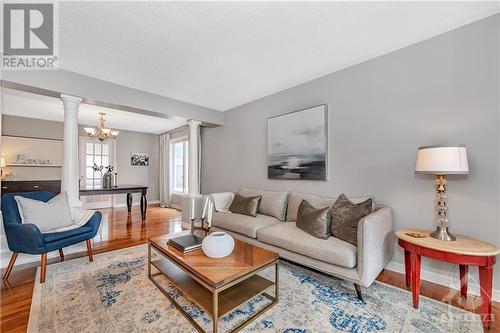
<box><xmin>198</xmin><ymin>126</ymin><xmax>202</xmax><ymax>194</ymax></box>
<box><xmin>159</xmin><ymin>132</ymin><xmax>171</xmax><ymax>207</ymax></box>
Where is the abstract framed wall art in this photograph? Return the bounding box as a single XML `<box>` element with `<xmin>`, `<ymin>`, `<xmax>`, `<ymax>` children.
<box><xmin>267</xmin><ymin>104</ymin><xmax>328</xmax><ymax>180</ymax></box>
<box><xmin>131</xmin><ymin>153</ymin><xmax>150</xmax><ymax>166</ymax></box>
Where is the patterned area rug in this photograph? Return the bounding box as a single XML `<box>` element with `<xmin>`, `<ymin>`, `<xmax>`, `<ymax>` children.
<box><xmin>28</xmin><ymin>244</ymin><xmax>482</xmax><ymax>333</ymax></box>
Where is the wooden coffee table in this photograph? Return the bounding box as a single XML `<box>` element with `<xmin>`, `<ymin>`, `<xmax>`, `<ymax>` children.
<box><xmin>148</xmin><ymin>234</ymin><xmax>279</xmax><ymax>333</ymax></box>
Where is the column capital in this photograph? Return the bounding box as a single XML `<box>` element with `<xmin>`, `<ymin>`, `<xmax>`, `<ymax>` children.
<box><xmin>60</xmin><ymin>94</ymin><xmax>83</xmax><ymax>105</ymax></box>
<box><xmin>186</xmin><ymin>119</ymin><xmax>202</xmax><ymax>129</ymax></box>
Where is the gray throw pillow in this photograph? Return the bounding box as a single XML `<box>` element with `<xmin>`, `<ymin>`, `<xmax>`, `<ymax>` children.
<box><xmin>330</xmin><ymin>194</ymin><xmax>372</xmax><ymax>246</ymax></box>
<box><xmin>228</xmin><ymin>194</ymin><xmax>262</xmax><ymax>217</ymax></box>
<box><xmin>296</xmin><ymin>199</ymin><xmax>331</xmax><ymax>239</ymax></box>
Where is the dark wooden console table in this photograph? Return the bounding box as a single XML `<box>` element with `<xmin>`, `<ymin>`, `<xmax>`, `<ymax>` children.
<box><xmin>79</xmin><ymin>185</ymin><xmax>148</xmax><ymax>221</ymax></box>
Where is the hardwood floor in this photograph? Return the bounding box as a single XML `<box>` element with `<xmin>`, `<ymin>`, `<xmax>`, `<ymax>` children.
<box><xmin>1</xmin><ymin>206</ymin><xmax>498</xmax><ymax>332</ymax></box>
<box><xmin>1</xmin><ymin>205</ymin><xmax>182</xmax><ymax>333</ymax></box>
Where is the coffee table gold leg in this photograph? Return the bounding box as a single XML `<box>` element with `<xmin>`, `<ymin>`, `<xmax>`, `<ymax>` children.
<box><xmin>213</xmin><ymin>291</ymin><xmax>219</xmax><ymax>333</ymax></box>
<box><xmin>275</xmin><ymin>262</ymin><xmax>279</xmax><ymax>301</ymax></box>
<box><xmin>148</xmin><ymin>244</ymin><xmax>151</xmax><ymax>277</ymax></box>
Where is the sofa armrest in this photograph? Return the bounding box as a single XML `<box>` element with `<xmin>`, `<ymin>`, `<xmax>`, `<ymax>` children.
<box><xmin>4</xmin><ymin>223</ymin><xmax>46</xmax><ymax>254</ymax></box>
<box><xmin>356</xmin><ymin>206</ymin><xmax>395</xmax><ymax>287</ymax></box>
<box><xmin>210</xmin><ymin>192</ymin><xmax>234</xmax><ymax>212</ymax></box>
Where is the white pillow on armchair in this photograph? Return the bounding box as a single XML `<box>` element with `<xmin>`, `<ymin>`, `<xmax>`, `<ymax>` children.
<box><xmin>14</xmin><ymin>192</ymin><xmax>96</xmax><ymax>233</ymax></box>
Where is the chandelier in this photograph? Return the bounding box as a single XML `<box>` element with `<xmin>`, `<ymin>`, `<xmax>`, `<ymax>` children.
<box><xmin>84</xmin><ymin>113</ymin><xmax>119</xmax><ymax>142</ymax></box>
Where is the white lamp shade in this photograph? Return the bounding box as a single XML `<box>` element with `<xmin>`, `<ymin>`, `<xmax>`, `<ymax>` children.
<box><xmin>182</xmin><ymin>195</ymin><xmax>204</xmax><ymax>219</ymax></box>
<box><xmin>415</xmin><ymin>145</ymin><xmax>469</xmax><ymax>175</ymax></box>
<box><xmin>1</xmin><ymin>158</ymin><xmax>5</xmax><ymax>168</ymax></box>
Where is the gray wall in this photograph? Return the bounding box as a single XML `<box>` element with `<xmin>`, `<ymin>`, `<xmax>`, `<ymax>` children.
<box><xmin>203</xmin><ymin>15</ymin><xmax>500</xmax><ymax>288</ymax></box>
<box><xmin>1</xmin><ymin>115</ymin><xmax>160</xmax><ymax>204</ymax></box>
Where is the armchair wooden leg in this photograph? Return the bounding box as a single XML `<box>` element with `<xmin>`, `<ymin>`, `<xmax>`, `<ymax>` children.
<box><xmin>86</xmin><ymin>240</ymin><xmax>93</xmax><ymax>262</ymax></box>
<box><xmin>3</xmin><ymin>252</ymin><xmax>18</xmax><ymax>281</ymax></box>
<box><xmin>58</xmin><ymin>248</ymin><xmax>65</xmax><ymax>261</ymax></box>
<box><xmin>40</xmin><ymin>253</ymin><xmax>47</xmax><ymax>283</ymax></box>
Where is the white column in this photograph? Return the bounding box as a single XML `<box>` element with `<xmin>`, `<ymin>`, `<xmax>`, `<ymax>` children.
<box><xmin>187</xmin><ymin>119</ymin><xmax>201</xmax><ymax>195</ymax></box>
<box><xmin>61</xmin><ymin>94</ymin><xmax>83</xmax><ymax>207</ymax></box>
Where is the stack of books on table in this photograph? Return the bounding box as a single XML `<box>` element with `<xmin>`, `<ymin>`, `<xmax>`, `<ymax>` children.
<box><xmin>167</xmin><ymin>234</ymin><xmax>203</xmax><ymax>253</ymax></box>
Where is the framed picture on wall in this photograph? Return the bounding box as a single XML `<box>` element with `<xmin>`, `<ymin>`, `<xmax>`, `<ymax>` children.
<box><xmin>131</xmin><ymin>153</ymin><xmax>150</xmax><ymax>166</ymax></box>
<box><xmin>267</xmin><ymin>104</ymin><xmax>328</xmax><ymax>180</ymax></box>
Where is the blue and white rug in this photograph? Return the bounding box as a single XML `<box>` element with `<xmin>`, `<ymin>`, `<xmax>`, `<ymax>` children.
<box><xmin>28</xmin><ymin>244</ymin><xmax>482</xmax><ymax>332</ymax></box>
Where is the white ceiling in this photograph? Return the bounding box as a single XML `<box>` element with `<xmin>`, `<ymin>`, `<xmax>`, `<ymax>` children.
<box><xmin>57</xmin><ymin>2</ymin><xmax>500</xmax><ymax>111</ymax></box>
<box><xmin>1</xmin><ymin>88</ymin><xmax>187</xmax><ymax>134</ymax></box>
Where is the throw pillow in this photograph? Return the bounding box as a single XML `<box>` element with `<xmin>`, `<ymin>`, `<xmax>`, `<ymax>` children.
<box><xmin>330</xmin><ymin>193</ymin><xmax>372</xmax><ymax>246</ymax></box>
<box><xmin>211</xmin><ymin>192</ymin><xmax>235</xmax><ymax>212</ymax></box>
<box><xmin>15</xmin><ymin>192</ymin><xmax>74</xmax><ymax>233</ymax></box>
<box><xmin>228</xmin><ymin>194</ymin><xmax>262</xmax><ymax>217</ymax></box>
<box><xmin>296</xmin><ymin>199</ymin><xmax>331</xmax><ymax>239</ymax></box>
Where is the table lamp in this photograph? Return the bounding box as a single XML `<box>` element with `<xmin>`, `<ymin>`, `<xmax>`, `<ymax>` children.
<box><xmin>1</xmin><ymin>158</ymin><xmax>5</xmax><ymax>178</ymax></box>
<box><xmin>415</xmin><ymin>145</ymin><xmax>469</xmax><ymax>241</ymax></box>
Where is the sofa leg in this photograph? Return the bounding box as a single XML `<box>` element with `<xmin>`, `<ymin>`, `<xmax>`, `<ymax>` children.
<box><xmin>40</xmin><ymin>253</ymin><xmax>47</xmax><ymax>283</ymax></box>
<box><xmin>354</xmin><ymin>283</ymin><xmax>363</xmax><ymax>302</ymax></box>
<box><xmin>58</xmin><ymin>248</ymin><xmax>65</xmax><ymax>261</ymax></box>
<box><xmin>86</xmin><ymin>240</ymin><xmax>94</xmax><ymax>262</ymax></box>
<box><xmin>3</xmin><ymin>252</ymin><xmax>18</xmax><ymax>281</ymax></box>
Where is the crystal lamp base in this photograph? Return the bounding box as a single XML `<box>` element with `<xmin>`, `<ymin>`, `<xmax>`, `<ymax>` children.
<box><xmin>430</xmin><ymin>225</ymin><xmax>456</xmax><ymax>241</ymax></box>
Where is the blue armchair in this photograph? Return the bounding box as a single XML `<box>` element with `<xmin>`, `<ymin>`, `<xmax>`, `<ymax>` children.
<box><xmin>1</xmin><ymin>191</ymin><xmax>102</xmax><ymax>283</ymax></box>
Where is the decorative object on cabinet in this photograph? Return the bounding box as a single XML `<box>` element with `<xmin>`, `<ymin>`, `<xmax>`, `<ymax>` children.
<box><xmin>3</xmin><ymin>172</ymin><xmax>15</xmax><ymax>181</ymax></box>
<box><xmin>267</xmin><ymin>104</ymin><xmax>328</xmax><ymax>180</ymax></box>
<box><xmin>415</xmin><ymin>145</ymin><xmax>469</xmax><ymax>241</ymax></box>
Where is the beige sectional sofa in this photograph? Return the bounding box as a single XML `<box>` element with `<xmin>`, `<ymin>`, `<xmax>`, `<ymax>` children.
<box><xmin>209</xmin><ymin>187</ymin><xmax>395</xmax><ymax>298</ymax></box>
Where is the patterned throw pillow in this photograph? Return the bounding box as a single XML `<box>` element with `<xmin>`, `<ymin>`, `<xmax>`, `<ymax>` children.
<box><xmin>330</xmin><ymin>194</ymin><xmax>372</xmax><ymax>246</ymax></box>
<box><xmin>228</xmin><ymin>194</ymin><xmax>262</xmax><ymax>217</ymax></box>
<box><xmin>296</xmin><ymin>199</ymin><xmax>331</xmax><ymax>239</ymax></box>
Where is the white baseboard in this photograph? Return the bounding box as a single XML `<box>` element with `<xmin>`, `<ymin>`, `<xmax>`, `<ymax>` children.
<box><xmin>385</xmin><ymin>261</ymin><xmax>500</xmax><ymax>302</ymax></box>
<box><xmin>113</xmin><ymin>200</ymin><xmax>160</xmax><ymax>208</ymax></box>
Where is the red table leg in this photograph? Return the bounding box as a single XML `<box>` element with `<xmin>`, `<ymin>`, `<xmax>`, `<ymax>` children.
<box><xmin>410</xmin><ymin>253</ymin><xmax>421</xmax><ymax>309</ymax></box>
<box><xmin>459</xmin><ymin>265</ymin><xmax>468</xmax><ymax>299</ymax></box>
<box><xmin>479</xmin><ymin>266</ymin><xmax>493</xmax><ymax>329</ymax></box>
<box><xmin>404</xmin><ymin>250</ymin><xmax>412</xmax><ymax>288</ymax></box>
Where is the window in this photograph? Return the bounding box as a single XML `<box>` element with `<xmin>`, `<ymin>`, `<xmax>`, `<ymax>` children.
<box><xmin>171</xmin><ymin>139</ymin><xmax>188</xmax><ymax>193</ymax></box>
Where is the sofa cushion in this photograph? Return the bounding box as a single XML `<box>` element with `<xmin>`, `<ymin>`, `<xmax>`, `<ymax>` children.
<box><xmin>330</xmin><ymin>194</ymin><xmax>373</xmax><ymax>246</ymax></box>
<box><xmin>257</xmin><ymin>222</ymin><xmax>357</xmax><ymax>269</ymax></box>
<box><xmin>211</xmin><ymin>192</ymin><xmax>234</xmax><ymax>212</ymax></box>
<box><xmin>228</xmin><ymin>194</ymin><xmax>262</xmax><ymax>217</ymax></box>
<box><xmin>296</xmin><ymin>199</ymin><xmax>331</xmax><ymax>239</ymax></box>
<box><xmin>286</xmin><ymin>192</ymin><xmax>374</xmax><ymax>222</ymax></box>
<box><xmin>239</xmin><ymin>186</ymin><xmax>288</xmax><ymax>221</ymax></box>
<box><xmin>211</xmin><ymin>211</ymin><xmax>280</xmax><ymax>238</ymax></box>
<box><xmin>43</xmin><ymin>225</ymin><xmax>94</xmax><ymax>243</ymax></box>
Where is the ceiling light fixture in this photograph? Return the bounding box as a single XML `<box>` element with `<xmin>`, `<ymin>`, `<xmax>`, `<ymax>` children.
<box><xmin>84</xmin><ymin>112</ymin><xmax>119</xmax><ymax>142</ymax></box>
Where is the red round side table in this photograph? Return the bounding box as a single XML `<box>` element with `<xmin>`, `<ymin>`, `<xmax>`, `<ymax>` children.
<box><xmin>396</xmin><ymin>229</ymin><xmax>499</xmax><ymax>329</ymax></box>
